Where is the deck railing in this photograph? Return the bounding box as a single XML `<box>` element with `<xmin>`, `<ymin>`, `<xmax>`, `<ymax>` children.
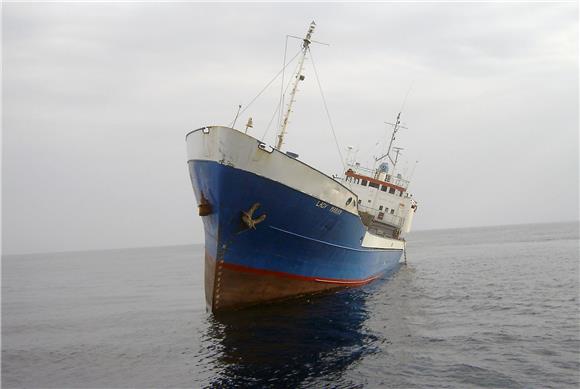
<box><xmin>346</xmin><ymin>165</ymin><xmax>410</xmax><ymax>190</ymax></box>
<box><xmin>387</xmin><ymin>175</ymin><xmax>410</xmax><ymax>189</ymax></box>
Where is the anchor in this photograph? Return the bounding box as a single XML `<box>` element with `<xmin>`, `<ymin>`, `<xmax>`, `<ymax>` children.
<box><xmin>241</xmin><ymin>203</ymin><xmax>267</xmax><ymax>229</ymax></box>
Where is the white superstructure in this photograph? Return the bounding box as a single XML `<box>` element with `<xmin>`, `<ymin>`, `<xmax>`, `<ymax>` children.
<box><xmin>335</xmin><ymin>109</ymin><xmax>418</xmax><ymax>240</ymax></box>
<box><xmin>336</xmin><ymin>160</ymin><xmax>417</xmax><ymax>239</ymax></box>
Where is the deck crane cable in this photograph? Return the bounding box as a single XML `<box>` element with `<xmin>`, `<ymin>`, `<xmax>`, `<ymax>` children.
<box><xmin>308</xmin><ymin>47</ymin><xmax>346</xmax><ymax>172</ymax></box>
<box><xmin>230</xmin><ymin>49</ymin><xmax>302</xmax><ymax>128</ymax></box>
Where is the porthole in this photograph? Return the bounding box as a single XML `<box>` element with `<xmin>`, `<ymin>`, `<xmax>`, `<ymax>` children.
<box><xmin>346</xmin><ymin>197</ymin><xmax>352</xmax><ymax>206</ymax></box>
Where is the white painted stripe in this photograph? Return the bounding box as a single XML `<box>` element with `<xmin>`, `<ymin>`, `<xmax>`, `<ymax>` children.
<box><xmin>186</xmin><ymin>126</ymin><xmax>359</xmax><ymax>215</ymax></box>
<box><xmin>361</xmin><ymin>232</ymin><xmax>405</xmax><ymax>250</ymax></box>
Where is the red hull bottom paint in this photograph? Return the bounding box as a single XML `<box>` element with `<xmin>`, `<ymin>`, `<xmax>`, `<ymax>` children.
<box><xmin>205</xmin><ymin>251</ymin><xmax>383</xmax><ymax>313</ymax></box>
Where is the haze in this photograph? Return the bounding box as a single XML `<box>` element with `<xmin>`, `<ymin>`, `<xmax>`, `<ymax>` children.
<box><xmin>2</xmin><ymin>2</ymin><xmax>578</xmax><ymax>254</ymax></box>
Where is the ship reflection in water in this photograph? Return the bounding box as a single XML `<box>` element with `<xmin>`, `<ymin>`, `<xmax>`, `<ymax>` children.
<box><xmin>200</xmin><ymin>266</ymin><xmax>401</xmax><ymax>388</ymax></box>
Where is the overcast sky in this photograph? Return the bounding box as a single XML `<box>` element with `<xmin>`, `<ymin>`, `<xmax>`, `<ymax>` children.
<box><xmin>2</xmin><ymin>2</ymin><xmax>578</xmax><ymax>254</ymax></box>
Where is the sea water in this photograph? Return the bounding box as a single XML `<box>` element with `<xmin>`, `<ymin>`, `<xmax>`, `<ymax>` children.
<box><xmin>2</xmin><ymin>222</ymin><xmax>578</xmax><ymax>388</ymax></box>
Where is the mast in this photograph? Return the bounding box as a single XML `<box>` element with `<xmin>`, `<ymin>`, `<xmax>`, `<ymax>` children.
<box><xmin>375</xmin><ymin>112</ymin><xmax>407</xmax><ymax>167</ymax></box>
<box><xmin>275</xmin><ymin>21</ymin><xmax>316</xmax><ymax>150</ymax></box>
<box><xmin>384</xmin><ymin>112</ymin><xmax>401</xmax><ymax>165</ymax></box>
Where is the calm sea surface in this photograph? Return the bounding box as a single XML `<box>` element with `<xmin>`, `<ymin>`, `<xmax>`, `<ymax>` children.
<box><xmin>2</xmin><ymin>222</ymin><xmax>579</xmax><ymax>388</ymax></box>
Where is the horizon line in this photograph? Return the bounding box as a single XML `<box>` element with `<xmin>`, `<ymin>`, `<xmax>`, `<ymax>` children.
<box><xmin>2</xmin><ymin>219</ymin><xmax>578</xmax><ymax>257</ymax></box>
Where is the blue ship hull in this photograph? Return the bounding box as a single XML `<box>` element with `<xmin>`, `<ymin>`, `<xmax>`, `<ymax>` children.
<box><xmin>188</xmin><ymin>160</ymin><xmax>403</xmax><ymax>312</ymax></box>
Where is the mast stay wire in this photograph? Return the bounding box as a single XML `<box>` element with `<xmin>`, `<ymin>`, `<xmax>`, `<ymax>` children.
<box><xmin>261</xmin><ymin>69</ymin><xmax>297</xmax><ymax>142</ymax></box>
<box><xmin>229</xmin><ymin>49</ymin><xmax>302</xmax><ymax>128</ymax></box>
<box><xmin>400</xmin><ymin>81</ymin><xmax>415</xmax><ymax>113</ymax></box>
<box><xmin>277</xmin><ymin>35</ymin><xmax>290</xmax><ymax>133</ymax></box>
<box><xmin>308</xmin><ymin>47</ymin><xmax>346</xmax><ymax>172</ymax></box>
<box><xmin>261</xmin><ymin>100</ymin><xmax>283</xmax><ymax>143</ymax></box>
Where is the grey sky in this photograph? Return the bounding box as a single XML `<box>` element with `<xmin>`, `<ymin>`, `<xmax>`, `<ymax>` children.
<box><xmin>2</xmin><ymin>2</ymin><xmax>578</xmax><ymax>254</ymax></box>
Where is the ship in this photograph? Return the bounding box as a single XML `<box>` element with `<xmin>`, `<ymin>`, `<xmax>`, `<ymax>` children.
<box><xmin>186</xmin><ymin>22</ymin><xmax>418</xmax><ymax>313</ymax></box>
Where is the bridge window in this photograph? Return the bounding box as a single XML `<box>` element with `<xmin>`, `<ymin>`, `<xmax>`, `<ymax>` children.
<box><xmin>368</xmin><ymin>182</ymin><xmax>379</xmax><ymax>189</ymax></box>
<box><xmin>360</xmin><ymin>179</ymin><xmax>368</xmax><ymax>186</ymax></box>
<box><xmin>380</xmin><ymin>185</ymin><xmax>388</xmax><ymax>192</ymax></box>
<box><xmin>379</xmin><ymin>205</ymin><xmax>383</xmax><ymax>211</ymax></box>
<box><xmin>389</xmin><ymin>187</ymin><xmax>396</xmax><ymax>194</ymax></box>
